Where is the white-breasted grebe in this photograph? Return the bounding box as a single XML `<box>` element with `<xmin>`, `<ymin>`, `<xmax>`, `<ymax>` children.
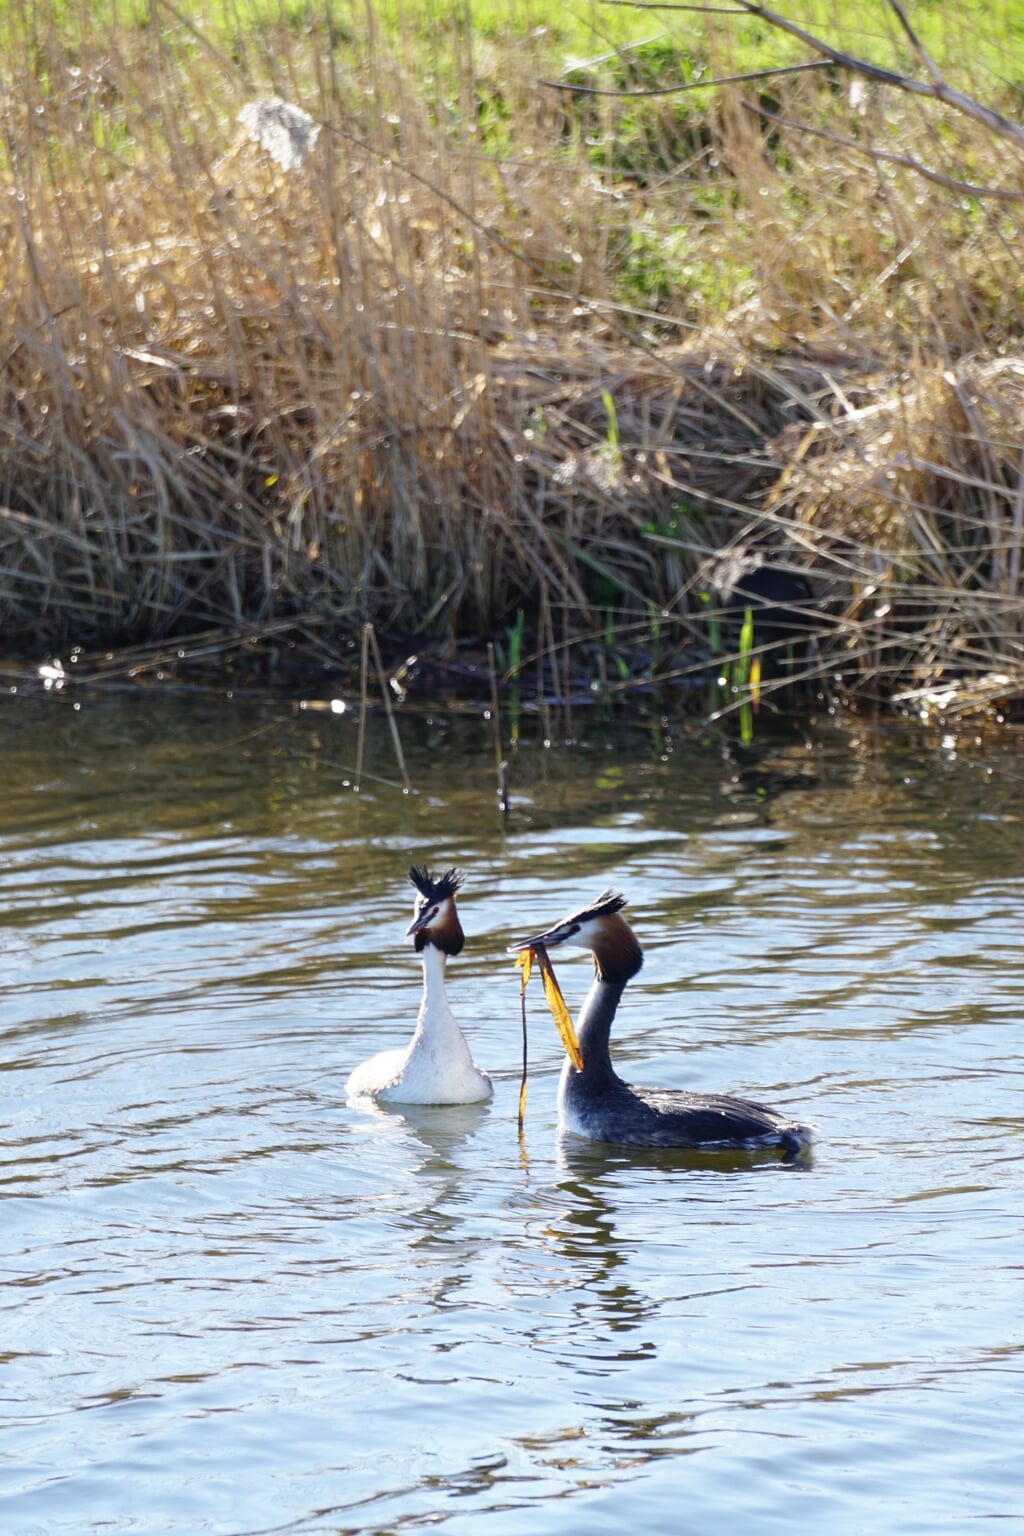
<box><xmin>345</xmin><ymin>866</ymin><xmax>492</xmax><ymax>1105</ymax></box>
<box><xmin>509</xmin><ymin>890</ymin><xmax>816</xmax><ymax>1154</ymax></box>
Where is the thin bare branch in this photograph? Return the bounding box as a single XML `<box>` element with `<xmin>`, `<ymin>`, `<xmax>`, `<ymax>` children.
<box><xmin>746</xmin><ymin>102</ymin><xmax>1024</xmax><ymax>201</ymax></box>
<box><xmin>540</xmin><ymin>57</ymin><xmax>831</xmax><ymax>99</ymax></box>
<box><xmin>884</xmin><ymin>0</ymin><xmax>944</xmax><ymax>89</ymax></box>
<box><xmin>604</xmin><ymin>0</ymin><xmax>1024</xmax><ymax>152</ymax></box>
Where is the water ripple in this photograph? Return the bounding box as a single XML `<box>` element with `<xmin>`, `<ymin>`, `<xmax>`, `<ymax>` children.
<box><xmin>2</xmin><ymin>703</ymin><xmax>1023</xmax><ymax>1533</ymax></box>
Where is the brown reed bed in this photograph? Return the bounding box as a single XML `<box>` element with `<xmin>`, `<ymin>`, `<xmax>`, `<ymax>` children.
<box><xmin>2</xmin><ymin>1</ymin><xmax>1024</xmax><ymax>721</ymax></box>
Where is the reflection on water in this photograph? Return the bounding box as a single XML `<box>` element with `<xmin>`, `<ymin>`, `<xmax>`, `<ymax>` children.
<box><xmin>1</xmin><ymin>693</ymin><xmax>1023</xmax><ymax>1534</ymax></box>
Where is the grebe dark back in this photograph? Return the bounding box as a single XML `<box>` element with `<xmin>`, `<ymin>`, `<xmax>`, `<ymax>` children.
<box><xmin>345</xmin><ymin>866</ymin><xmax>492</xmax><ymax>1105</ymax></box>
<box><xmin>509</xmin><ymin>890</ymin><xmax>815</xmax><ymax>1154</ymax></box>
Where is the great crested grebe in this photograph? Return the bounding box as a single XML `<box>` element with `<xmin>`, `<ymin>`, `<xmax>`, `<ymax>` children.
<box><xmin>509</xmin><ymin>891</ymin><xmax>815</xmax><ymax>1154</ymax></box>
<box><xmin>345</xmin><ymin>866</ymin><xmax>492</xmax><ymax>1105</ymax></box>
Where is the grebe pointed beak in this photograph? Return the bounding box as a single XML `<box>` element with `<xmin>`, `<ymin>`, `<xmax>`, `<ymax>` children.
<box><xmin>506</xmin><ymin>919</ymin><xmax>581</xmax><ymax>956</ymax></box>
<box><xmin>407</xmin><ymin>903</ymin><xmax>440</xmax><ymax>938</ymax></box>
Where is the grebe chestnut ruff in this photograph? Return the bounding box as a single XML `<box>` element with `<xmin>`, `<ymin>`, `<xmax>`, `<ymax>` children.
<box><xmin>345</xmin><ymin>866</ymin><xmax>492</xmax><ymax>1105</ymax></box>
<box><xmin>509</xmin><ymin>890</ymin><xmax>816</xmax><ymax>1154</ymax></box>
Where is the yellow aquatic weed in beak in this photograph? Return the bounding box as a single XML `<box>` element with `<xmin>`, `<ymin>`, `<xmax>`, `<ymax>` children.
<box><xmin>514</xmin><ymin>946</ymin><xmax>585</xmax><ymax>1129</ymax></box>
<box><xmin>531</xmin><ymin>945</ymin><xmax>584</xmax><ymax>1072</ymax></box>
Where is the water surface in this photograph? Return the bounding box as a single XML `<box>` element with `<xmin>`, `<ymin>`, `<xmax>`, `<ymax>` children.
<box><xmin>2</xmin><ymin>694</ymin><xmax>1022</xmax><ymax>1533</ymax></box>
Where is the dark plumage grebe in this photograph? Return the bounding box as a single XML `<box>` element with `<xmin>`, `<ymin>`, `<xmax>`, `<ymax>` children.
<box><xmin>345</xmin><ymin>866</ymin><xmax>492</xmax><ymax>1105</ymax></box>
<box><xmin>509</xmin><ymin>891</ymin><xmax>815</xmax><ymax>1153</ymax></box>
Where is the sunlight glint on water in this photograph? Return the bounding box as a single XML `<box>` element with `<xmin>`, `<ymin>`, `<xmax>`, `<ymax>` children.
<box><xmin>1</xmin><ymin>696</ymin><xmax>1022</xmax><ymax>1535</ymax></box>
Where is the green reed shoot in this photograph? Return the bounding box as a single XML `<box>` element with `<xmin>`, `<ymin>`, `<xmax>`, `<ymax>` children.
<box><xmin>736</xmin><ymin>606</ymin><xmax>755</xmax><ymax>746</ymax></box>
<box><xmin>496</xmin><ymin>609</ymin><xmax>524</xmax><ymax>747</ymax></box>
<box><xmin>601</xmin><ymin>390</ymin><xmax>621</xmax><ymax>466</ymax></box>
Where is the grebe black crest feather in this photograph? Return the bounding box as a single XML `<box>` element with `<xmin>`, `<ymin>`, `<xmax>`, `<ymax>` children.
<box><xmin>570</xmin><ymin>889</ymin><xmax>627</xmax><ymax>925</ymax></box>
<box><xmin>408</xmin><ymin>865</ymin><xmax>464</xmax><ymax>903</ymax></box>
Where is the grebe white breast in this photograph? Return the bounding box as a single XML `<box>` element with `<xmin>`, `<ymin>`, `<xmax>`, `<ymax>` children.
<box><xmin>509</xmin><ymin>891</ymin><xmax>816</xmax><ymax>1153</ymax></box>
<box><xmin>345</xmin><ymin>866</ymin><xmax>492</xmax><ymax>1106</ymax></box>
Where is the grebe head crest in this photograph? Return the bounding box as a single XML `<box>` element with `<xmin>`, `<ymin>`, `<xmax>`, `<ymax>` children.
<box><xmin>406</xmin><ymin>865</ymin><xmax>465</xmax><ymax>954</ymax></box>
<box><xmin>507</xmin><ymin>889</ymin><xmax>627</xmax><ymax>954</ymax></box>
<box><xmin>507</xmin><ymin>889</ymin><xmax>642</xmax><ymax>982</ymax></box>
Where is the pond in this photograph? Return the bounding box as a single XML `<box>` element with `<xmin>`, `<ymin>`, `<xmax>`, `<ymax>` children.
<box><xmin>2</xmin><ymin>691</ymin><xmax>1022</xmax><ymax>1534</ymax></box>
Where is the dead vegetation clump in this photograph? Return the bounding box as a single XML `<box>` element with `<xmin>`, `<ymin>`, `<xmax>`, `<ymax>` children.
<box><xmin>769</xmin><ymin>355</ymin><xmax>1024</xmax><ymax>708</ymax></box>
